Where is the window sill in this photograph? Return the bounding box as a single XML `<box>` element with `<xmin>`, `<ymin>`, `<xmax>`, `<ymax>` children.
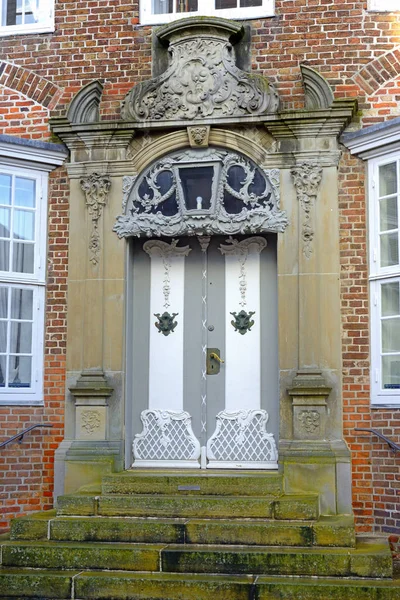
<box><xmin>140</xmin><ymin>8</ymin><xmax>275</xmax><ymax>26</ymax></box>
<box><xmin>0</xmin><ymin>399</ymin><xmax>44</xmax><ymax>406</ymax></box>
<box><xmin>0</xmin><ymin>24</ymin><xmax>54</xmax><ymax>37</ymax></box>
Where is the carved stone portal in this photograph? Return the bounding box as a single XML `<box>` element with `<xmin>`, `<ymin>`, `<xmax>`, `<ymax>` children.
<box><xmin>121</xmin><ymin>17</ymin><xmax>279</xmax><ymax>124</ymax></box>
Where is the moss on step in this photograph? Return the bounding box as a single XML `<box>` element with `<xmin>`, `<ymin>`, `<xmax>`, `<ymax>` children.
<box><xmin>102</xmin><ymin>471</ymin><xmax>283</xmax><ymax>497</ymax></box>
<box><xmin>56</xmin><ymin>494</ymin><xmax>97</xmax><ymax>516</ymax></box>
<box><xmin>10</xmin><ymin>511</ymin><xmax>56</xmax><ymax>541</ymax></box>
<box><xmin>273</xmin><ymin>495</ymin><xmax>318</xmax><ymax>520</ymax></box>
<box><xmin>50</xmin><ymin>516</ymin><xmax>186</xmax><ymax>544</ymax></box>
<box><xmin>1</xmin><ymin>541</ymin><xmax>162</xmax><ymax>571</ymax></box>
<box><xmin>0</xmin><ymin>568</ymin><xmax>76</xmax><ymax>598</ymax></box>
<box><xmin>313</xmin><ymin>515</ymin><xmax>356</xmax><ymax>547</ymax></box>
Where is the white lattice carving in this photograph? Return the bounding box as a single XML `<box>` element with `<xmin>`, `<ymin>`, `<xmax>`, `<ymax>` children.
<box><xmin>133</xmin><ymin>409</ymin><xmax>201</xmax><ymax>468</ymax></box>
<box><xmin>206</xmin><ymin>410</ymin><xmax>278</xmax><ymax>469</ymax></box>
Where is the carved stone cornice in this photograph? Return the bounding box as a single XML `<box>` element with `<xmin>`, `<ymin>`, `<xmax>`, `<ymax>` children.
<box><xmin>121</xmin><ymin>17</ymin><xmax>278</xmax><ymax>125</ymax></box>
<box><xmin>290</xmin><ymin>162</ymin><xmax>322</xmax><ymax>258</ymax></box>
<box><xmin>80</xmin><ymin>173</ymin><xmax>111</xmax><ymax>265</ymax></box>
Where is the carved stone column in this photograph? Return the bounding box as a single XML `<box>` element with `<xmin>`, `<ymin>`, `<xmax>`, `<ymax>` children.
<box><xmin>290</xmin><ymin>162</ymin><xmax>322</xmax><ymax>260</ymax></box>
<box><xmin>80</xmin><ymin>173</ymin><xmax>111</xmax><ymax>266</ymax></box>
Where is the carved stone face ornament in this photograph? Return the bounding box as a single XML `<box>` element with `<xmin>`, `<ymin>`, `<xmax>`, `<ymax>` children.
<box><xmin>154</xmin><ymin>311</ymin><xmax>179</xmax><ymax>336</ymax></box>
<box><xmin>230</xmin><ymin>310</ymin><xmax>256</xmax><ymax>335</ymax></box>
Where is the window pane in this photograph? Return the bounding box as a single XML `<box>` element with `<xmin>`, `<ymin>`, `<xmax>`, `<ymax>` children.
<box><xmin>13</xmin><ymin>210</ymin><xmax>35</xmax><ymax>241</ymax></box>
<box><xmin>382</xmin><ymin>356</ymin><xmax>400</xmax><ymax>389</ymax></box>
<box><xmin>380</xmin><ymin>232</ymin><xmax>399</xmax><ymax>267</ymax></box>
<box><xmin>0</xmin><ymin>207</ymin><xmax>10</xmax><ymax>238</ymax></box>
<box><xmin>11</xmin><ymin>288</ymin><xmax>33</xmax><ymax>320</ymax></box>
<box><xmin>152</xmin><ymin>0</ymin><xmax>173</xmax><ymax>13</ymax></box>
<box><xmin>15</xmin><ymin>177</ymin><xmax>35</xmax><ymax>208</ymax></box>
<box><xmin>176</xmin><ymin>0</ymin><xmax>198</xmax><ymax>11</ymax></box>
<box><xmin>179</xmin><ymin>166</ymin><xmax>213</xmax><ymax>211</ymax></box>
<box><xmin>240</xmin><ymin>0</ymin><xmax>262</xmax><ymax>6</ymax></box>
<box><xmin>0</xmin><ymin>287</ymin><xmax>8</xmax><ymax>318</ymax></box>
<box><xmin>0</xmin><ymin>322</ymin><xmax>7</xmax><ymax>352</ymax></box>
<box><xmin>0</xmin><ymin>356</ymin><xmax>6</xmax><ymax>387</ymax></box>
<box><xmin>8</xmin><ymin>355</ymin><xmax>31</xmax><ymax>388</ymax></box>
<box><xmin>382</xmin><ymin>318</ymin><xmax>400</xmax><ymax>352</ymax></box>
<box><xmin>0</xmin><ymin>174</ymin><xmax>11</xmax><ymax>205</ymax></box>
<box><xmin>10</xmin><ymin>322</ymin><xmax>32</xmax><ymax>354</ymax></box>
<box><xmin>380</xmin><ymin>197</ymin><xmax>398</xmax><ymax>231</ymax></box>
<box><xmin>0</xmin><ymin>241</ymin><xmax>10</xmax><ymax>272</ymax></box>
<box><xmin>382</xmin><ymin>281</ymin><xmax>400</xmax><ymax>316</ymax></box>
<box><xmin>12</xmin><ymin>242</ymin><xmax>34</xmax><ymax>274</ymax></box>
<box><xmin>216</xmin><ymin>0</ymin><xmax>237</xmax><ymax>7</ymax></box>
<box><xmin>379</xmin><ymin>162</ymin><xmax>397</xmax><ymax>197</ymax></box>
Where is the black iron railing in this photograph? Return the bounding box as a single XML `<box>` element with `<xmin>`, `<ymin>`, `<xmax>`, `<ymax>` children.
<box><xmin>354</xmin><ymin>428</ymin><xmax>400</xmax><ymax>454</ymax></box>
<box><xmin>0</xmin><ymin>423</ymin><xmax>53</xmax><ymax>449</ymax></box>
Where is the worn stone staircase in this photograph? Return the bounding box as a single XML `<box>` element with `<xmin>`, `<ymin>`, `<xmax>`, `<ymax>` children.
<box><xmin>1</xmin><ymin>470</ymin><xmax>399</xmax><ymax>599</ymax></box>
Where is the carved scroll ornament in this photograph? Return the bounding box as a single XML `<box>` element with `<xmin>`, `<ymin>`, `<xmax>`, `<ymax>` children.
<box><xmin>114</xmin><ymin>149</ymin><xmax>287</xmax><ymax>238</ymax></box>
<box><xmin>122</xmin><ymin>37</ymin><xmax>278</xmax><ymax>123</ymax></box>
<box><xmin>80</xmin><ymin>173</ymin><xmax>111</xmax><ymax>265</ymax></box>
<box><xmin>290</xmin><ymin>162</ymin><xmax>322</xmax><ymax>258</ymax></box>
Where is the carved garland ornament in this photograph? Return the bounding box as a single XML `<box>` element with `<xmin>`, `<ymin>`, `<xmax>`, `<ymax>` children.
<box><xmin>114</xmin><ymin>149</ymin><xmax>288</xmax><ymax>238</ymax></box>
<box><xmin>81</xmin><ymin>410</ymin><xmax>101</xmax><ymax>435</ymax></box>
<box><xmin>122</xmin><ymin>37</ymin><xmax>278</xmax><ymax>123</ymax></box>
<box><xmin>80</xmin><ymin>173</ymin><xmax>111</xmax><ymax>265</ymax></box>
<box><xmin>290</xmin><ymin>163</ymin><xmax>322</xmax><ymax>258</ymax></box>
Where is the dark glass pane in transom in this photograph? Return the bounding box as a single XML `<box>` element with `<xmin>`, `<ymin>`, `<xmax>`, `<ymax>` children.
<box><xmin>179</xmin><ymin>166</ymin><xmax>213</xmax><ymax>211</ymax></box>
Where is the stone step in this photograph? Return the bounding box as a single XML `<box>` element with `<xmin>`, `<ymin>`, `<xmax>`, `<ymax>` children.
<box><xmin>1</xmin><ymin>568</ymin><xmax>399</xmax><ymax>599</ymax></box>
<box><xmin>0</xmin><ymin>539</ymin><xmax>392</xmax><ymax>578</ymax></box>
<box><xmin>159</xmin><ymin>540</ymin><xmax>393</xmax><ymax>578</ymax></box>
<box><xmin>1</xmin><ymin>541</ymin><xmax>163</xmax><ymax>571</ymax></box>
<box><xmin>57</xmin><ymin>493</ymin><xmax>319</xmax><ymax>520</ymax></box>
<box><xmin>10</xmin><ymin>513</ymin><xmax>356</xmax><ymax>548</ymax></box>
<box><xmin>101</xmin><ymin>470</ymin><xmax>283</xmax><ymax>496</ymax></box>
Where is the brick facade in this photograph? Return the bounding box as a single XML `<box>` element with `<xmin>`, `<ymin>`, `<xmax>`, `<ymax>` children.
<box><xmin>1</xmin><ymin>0</ymin><xmax>400</xmax><ymax>534</ymax></box>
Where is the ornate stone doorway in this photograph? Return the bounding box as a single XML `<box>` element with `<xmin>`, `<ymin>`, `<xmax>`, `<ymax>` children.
<box><xmin>120</xmin><ymin>147</ymin><xmax>285</xmax><ymax>469</ymax></box>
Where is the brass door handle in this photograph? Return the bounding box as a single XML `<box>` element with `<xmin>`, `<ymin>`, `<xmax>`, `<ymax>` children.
<box><xmin>210</xmin><ymin>352</ymin><xmax>224</xmax><ymax>364</ymax></box>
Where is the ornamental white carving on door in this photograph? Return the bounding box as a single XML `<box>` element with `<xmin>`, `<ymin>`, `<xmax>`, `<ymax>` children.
<box><xmin>131</xmin><ymin>235</ymin><xmax>278</xmax><ymax>470</ymax></box>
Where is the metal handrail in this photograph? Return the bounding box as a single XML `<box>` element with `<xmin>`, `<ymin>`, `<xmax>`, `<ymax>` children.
<box><xmin>354</xmin><ymin>428</ymin><xmax>400</xmax><ymax>454</ymax></box>
<box><xmin>0</xmin><ymin>423</ymin><xmax>53</xmax><ymax>449</ymax></box>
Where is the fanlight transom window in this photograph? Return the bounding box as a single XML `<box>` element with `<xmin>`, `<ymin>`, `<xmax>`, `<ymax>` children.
<box><xmin>114</xmin><ymin>149</ymin><xmax>288</xmax><ymax>238</ymax></box>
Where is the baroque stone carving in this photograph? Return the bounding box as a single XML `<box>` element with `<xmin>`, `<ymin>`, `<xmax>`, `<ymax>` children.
<box><xmin>80</xmin><ymin>173</ymin><xmax>111</xmax><ymax>265</ymax></box>
<box><xmin>121</xmin><ymin>19</ymin><xmax>278</xmax><ymax>123</ymax></box>
<box><xmin>133</xmin><ymin>409</ymin><xmax>201</xmax><ymax>467</ymax></box>
<box><xmin>230</xmin><ymin>310</ymin><xmax>256</xmax><ymax>335</ymax></box>
<box><xmin>206</xmin><ymin>410</ymin><xmax>278</xmax><ymax>468</ymax></box>
<box><xmin>188</xmin><ymin>126</ymin><xmax>210</xmax><ymax>147</ymax></box>
<box><xmin>298</xmin><ymin>410</ymin><xmax>320</xmax><ymax>433</ymax></box>
<box><xmin>154</xmin><ymin>311</ymin><xmax>179</xmax><ymax>336</ymax></box>
<box><xmin>114</xmin><ymin>149</ymin><xmax>288</xmax><ymax>238</ymax></box>
<box><xmin>81</xmin><ymin>410</ymin><xmax>101</xmax><ymax>435</ymax></box>
<box><xmin>143</xmin><ymin>239</ymin><xmax>191</xmax><ymax>308</ymax></box>
<box><xmin>300</xmin><ymin>65</ymin><xmax>334</xmax><ymax>110</ymax></box>
<box><xmin>67</xmin><ymin>81</ymin><xmax>103</xmax><ymax>124</ymax></box>
<box><xmin>290</xmin><ymin>162</ymin><xmax>322</xmax><ymax>258</ymax></box>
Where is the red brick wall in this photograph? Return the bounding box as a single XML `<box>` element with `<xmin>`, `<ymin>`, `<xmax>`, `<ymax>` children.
<box><xmin>1</xmin><ymin>0</ymin><xmax>400</xmax><ymax>532</ymax></box>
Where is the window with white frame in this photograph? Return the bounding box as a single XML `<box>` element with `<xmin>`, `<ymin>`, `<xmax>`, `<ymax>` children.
<box><xmin>369</xmin><ymin>153</ymin><xmax>400</xmax><ymax>405</ymax></box>
<box><xmin>141</xmin><ymin>0</ymin><xmax>274</xmax><ymax>25</ymax></box>
<box><xmin>368</xmin><ymin>0</ymin><xmax>399</xmax><ymax>11</ymax></box>
<box><xmin>0</xmin><ymin>0</ymin><xmax>54</xmax><ymax>36</ymax></box>
<box><xmin>0</xmin><ymin>166</ymin><xmax>46</xmax><ymax>403</ymax></box>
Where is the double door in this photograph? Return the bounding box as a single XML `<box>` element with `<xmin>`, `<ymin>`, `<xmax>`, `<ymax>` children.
<box><xmin>129</xmin><ymin>235</ymin><xmax>278</xmax><ymax>469</ymax></box>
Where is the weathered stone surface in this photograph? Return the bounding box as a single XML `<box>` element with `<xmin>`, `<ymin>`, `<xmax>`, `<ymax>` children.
<box><xmin>0</xmin><ymin>568</ymin><xmax>75</xmax><ymax>598</ymax></box>
<box><xmin>1</xmin><ymin>541</ymin><xmax>161</xmax><ymax>571</ymax></box>
<box><xmin>102</xmin><ymin>471</ymin><xmax>283</xmax><ymax>497</ymax></box>
<box><xmin>313</xmin><ymin>516</ymin><xmax>356</xmax><ymax>547</ymax></box>
<box><xmin>185</xmin><ymin>519</ymin><xmax>313</xmax><ymax>547</ymax></box>
<box><xmin>50</xmin><ymin>517</ymin><xmax>185</xmax><ymax>544</ymax></box>
<box><xmin>56</xmin><ymin>494</ymin><xmax>97</xmax><ymax>516</ymax></box>
<box><xmin>97</xmin><ymin>494</ymin><xmax>275</xmax><ymax>518</ymax></box>
<box><xmin>273</xmin><ymin>495</ymin><xmax>319</xmax><ymax>520</ymax></box>
<box><xmin>10</xmin><ymin>511</ymin><xmax>55</xmax><ymax>541</ymax></box>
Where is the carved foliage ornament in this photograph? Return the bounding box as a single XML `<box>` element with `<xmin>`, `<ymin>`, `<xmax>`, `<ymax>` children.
<box><xmin>298</xmin><ymin>410</ymin><xmax>320</xmax><ymax>433</ymax></box>
<box><xmin>81</xmin><ymin>410</ymin><xmax>101</xmax><ymax>434</ymax></box>
<box><xmin>80</xmin><ymin>173</ymin><xmax>111</xmax><ymax>265</ymax></box>
<box><xmin>122</xmin><ymin>37</ymin><xmax>278</xmax><ymax>123</ymax></box>
<box><xmin>290</xmin><ymin>163</ymin><xmax>322</xmax><ymax>258</ymax></box>
<box><xmin>114</xmin><ymin>149</ymin><xmax>287</xmax><ymax>238</ymax></box>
